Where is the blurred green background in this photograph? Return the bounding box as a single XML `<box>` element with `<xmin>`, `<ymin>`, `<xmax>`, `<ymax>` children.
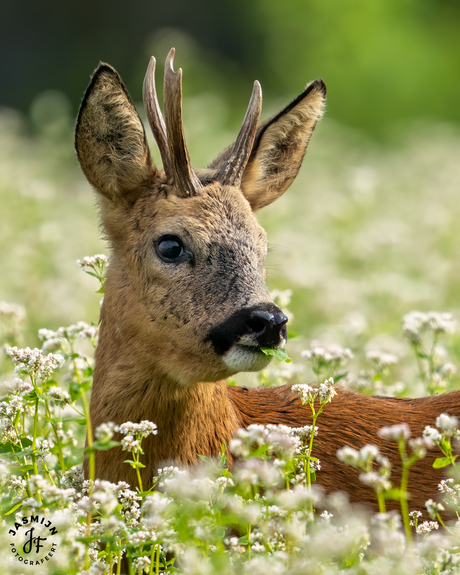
<box><xmin>1</xmin><ymin>0</ymin><xmax>460</xmax><ymax>389</ymax></box>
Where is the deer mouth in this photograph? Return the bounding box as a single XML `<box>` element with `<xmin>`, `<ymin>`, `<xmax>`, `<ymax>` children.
<box><xmin>207</xmin><ymin>304</ymin><xmax>288</xmax><ymax>373</ymax></box>
<box><xmin>221</xmin><ymin>342</ymin><xmax>275</xmax><ymax>372</ymax></box>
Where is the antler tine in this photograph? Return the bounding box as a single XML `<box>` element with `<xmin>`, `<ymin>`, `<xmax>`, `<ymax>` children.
<box><xmin>215</xmin><ymin>80</ymin><xmax>262</xmax><ymax>187</ymax></box>
<box><xmin>163</xmin><ymin>48</ymin><xmax>202</xmax><ymax>197</ymax></box>
<box><xmin>143</xmin><ymin>56</ymin><xmax>173</xmax><ymax>181</ymax></box>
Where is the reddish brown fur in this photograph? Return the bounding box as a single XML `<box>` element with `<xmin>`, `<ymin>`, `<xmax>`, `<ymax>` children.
<box><xmin>75</xmin><ymin>52</ymin><xmax>458</xmax><ymax>518</ymax></box>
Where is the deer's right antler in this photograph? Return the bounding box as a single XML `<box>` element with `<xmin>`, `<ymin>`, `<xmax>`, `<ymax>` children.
<box><xmin>163</xmin><ymin>48</ymin><xmax>203</xmax><ymax>197</ymax></box>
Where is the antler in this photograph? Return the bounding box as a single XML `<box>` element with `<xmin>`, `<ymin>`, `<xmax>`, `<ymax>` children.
<box><xmin>215</xmin><ymin>81</ymin><xmax>262</xmax><ymax>187</ymax></box>
<box><xmin>143</xmin><ymin>56</ymin><xmax>173</xmax><ymax>182</ymax></box>
<box><xmin>163</xmin><ymin>48</ymin><xmax>202</xmax><ymax>197</ymax></box>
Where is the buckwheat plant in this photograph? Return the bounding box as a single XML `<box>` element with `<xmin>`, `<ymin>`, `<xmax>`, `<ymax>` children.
<box><xmin>5</xmin><ymin>346</ymin><xmax>65</xmax><ymax>481</ymax></box>
<box><xmin>76</xmin><ymin>253</ymin><xmax>109</xmax><ymax>293</ymax></box>
<box><xmin>337</xmin><ymin>444</ymin><xmax>392</xmax><ymax>514</ymax></box>
<box><xmin>301</xmin><ymin>343</ymin><xmax>353</xmax><ymax>383</ymax></box>
<box><xmin>378</xmin><ymin>423</ymin><xmax>431</xmax><ymax>542</ymax></box>
<box><xmin>119</xmin><ymin>420</ymin><xmax>158</xmax><ymax>492</ymax></box>
<box><xmin>0</xmin><ymin>301</ymin><xmax>25</xmax><ymax>347</ymax></box>
<box><xmin>291</xmin><ymin>378</ymin><xmax>337</xmax><ymax>505</ymax></box>
<box><xmin>403</xmin><ymin>311</ymin><xmax>457</xmax><ymax>395</ymax></box>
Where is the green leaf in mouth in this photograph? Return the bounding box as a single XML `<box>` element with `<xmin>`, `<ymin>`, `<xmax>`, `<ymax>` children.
<box><xmin>260</xmin><ymin>347</ymin><xmax>291</xmax><ymax>363</ymax></box>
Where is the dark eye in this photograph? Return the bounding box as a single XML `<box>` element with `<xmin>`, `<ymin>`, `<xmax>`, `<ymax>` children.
<box><xmin>156</xmin><ymin>236</ymin><xmax>185</xmax><ymax>262</ymax></box>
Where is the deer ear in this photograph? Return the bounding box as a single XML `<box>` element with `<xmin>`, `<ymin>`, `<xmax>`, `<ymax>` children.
<box><xmin>75</xmin><ymin>63</ymin><xmax>156</xmax><ymax>202</ymax></box>
<box><xmin>239</xmin><ymin>79</ymin><xmax>326</xmax><ymax>211</ymax></box>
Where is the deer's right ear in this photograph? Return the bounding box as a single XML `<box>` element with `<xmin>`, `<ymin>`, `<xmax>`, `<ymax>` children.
<box><xmin>241</xmin><ymin>79</ymin><xmax>326</xmax><ymax>211</ymax></box>
<box><xmin>75</xmin><ymin>63</ymin><xmax>156</xmax><ymax>202</ymax></box>
<box><xmin>210</xmin><ymin>79</ymin><xmax>326</xmax><ymax>211</ymax></box>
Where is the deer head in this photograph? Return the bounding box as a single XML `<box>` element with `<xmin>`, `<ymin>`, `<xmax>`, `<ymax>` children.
<box><xmin>75</xmin><ymin>48</ymin><xmax>325</xmax><ymax>390</ymax></box>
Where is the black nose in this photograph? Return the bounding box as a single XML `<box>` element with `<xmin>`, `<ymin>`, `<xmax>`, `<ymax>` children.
<box><xmin>207</xmin><ymin>303</ymin><xmax>289</xmax><ymax>356</ymax></box>
<box><xmin>246</xmin><ymin>309</ymin><xmax>288</xmax><ymax>348</ymax></box>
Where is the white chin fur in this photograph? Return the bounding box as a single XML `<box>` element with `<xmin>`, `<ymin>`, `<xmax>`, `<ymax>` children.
<box><xmin>222</xmin><ymin>345</ymin><xmax>272</xmax><ymax>372</ymax></box>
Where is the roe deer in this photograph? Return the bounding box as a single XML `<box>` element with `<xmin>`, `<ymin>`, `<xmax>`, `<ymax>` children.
<box><xmin>75</xmin><ymin>49</ymin><xmax>460</xmax><ymax>516</ymax></box>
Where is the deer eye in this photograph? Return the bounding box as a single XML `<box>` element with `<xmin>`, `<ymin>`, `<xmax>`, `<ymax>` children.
<box><xmin>156</xmin><ymin>235</ymin><xmax>186</xmax><ymax>262</ymax></box>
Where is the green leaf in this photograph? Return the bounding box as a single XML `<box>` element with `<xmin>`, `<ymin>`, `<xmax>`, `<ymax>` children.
<box><xmin>4</xmin><ymin>502</ymin><xmax>23</xmax><ymax>516</ymax></box>
<box><xmin>433</xmin><ymin>456</ymin><xmax>455</xmax><ymax>469</ymax></box>
<box><xmin>93</xmin><ymin>440</ymin><xmax>120</xmax><ymax>451</ymax></box>
<box><xmin>260</xmin><ymin>347</ymin><xmax>291</xmax><ymax>363</ymax></box>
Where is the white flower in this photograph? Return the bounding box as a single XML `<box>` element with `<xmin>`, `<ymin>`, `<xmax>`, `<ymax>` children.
<box><xmin>318</xmin><ymin>377</ymin><xmax>337</xmax><ymax>403</ymax></box>
<box><xmin>121</xmin><ymin>435</ymin><xmax>141</xmax><ymax>453</ymax></box>
<box><xmin>402</xmin><ymin>311</ymin><xmax>429</xmax><ymax>343</ymax></box>
<box><xmin>337</xmin><ymin>446</ymin><xmax>360</xmax><ymax>466</ymax></box>
<box><xmin>440</xmin><ymin>362</ymin><xmax>457</xmax><ymax>379</ymax></box>
<box><xmin>133</xmin><ymin>556</ymin><xmax>151</xmax><ymax>573</ymax></box>
<box><xmin>408</xmin><ymin>436</ymin><xmax>430</xmax><ymax>459</ymax></box>
<box><xmin>47</xmin><ymin>386</ymin><xmax>71</xmax><ymax>405</ymax></box>
<box><xmin>426</xmin><ymin>498</ymin><xmax>445</xmax><ymax>519</ymax></box>
<box><xmin>359</xmin><ymin>472</ymin><xmax>391</xmax><ymax>491</ymax></box>
<box><xmin>423</xmin><ymin>425</ymin><xmax>442</xmax><ymax>445</ymax></box>
<box><xmin>409</xmin><ymin>510</ymin><xmax>422</xmax><ymax>526</ymax></box>
<box><xmin>366</xmin><ymin>350</ymin><xmax>398</xmax><ymax>370</ymax></box>
<box><xmin>270</xmin><ymin>289</ymin><xmax>292</xmax><ymax>308</ymax></box>
<box><xmin>416</xmin><ymin>521</ymin><xmax>439</xmax><ymax>534</ymax></box>
<box><xmin>291</xmin><ymin>383</ymin><xmax>317</xmax><ymax>406</ymax></box>
<box><xmin>378</xmin><ymin>423</ymin><xmax>410</xmax><ymax>442</ymax></box>
<box><xmin>360</xmin><ymin>444</ymin><xmax>380</xmax><ymax>462</ymax></box>
<box><xmin>119</xmin><ymin>420</ymin><xmax>158</xmax><ymax>438</ymax></box>
<box><xmin>427</xmin><ymin>312</ymin><xmax>456</xmax><ymax>335</ymax></box>
<box><xmin>436</xmin><ymin>413</ymin><xmax>459</xmax><ymax>437</ymax></box>
<box><xmin>95</xmin><ymin>422</ymin><xmax>118</xmax><ymax>442</ymax></box>
<box><xmin>0</xmin><ymin>301</ymin><xmax>26</xmax><ymax>322</ymax></box>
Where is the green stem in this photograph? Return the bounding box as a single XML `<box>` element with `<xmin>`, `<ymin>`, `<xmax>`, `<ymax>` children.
<box><xmin>117</xmin><ymin>549</ymin><xmax>122</xmax><ymax>575</ymax></box>
<box><xmin>428</xmin><ymin>333</ymin><xmax>438</xmax><ymax>383</ymax></box>
<box><xmin>32</xmin><ymin>397</ymin><xmax>39</xmax><ymax>476</ymax></box>
<box><xmin>45</xmin><ymin>400</ymin><xmax>66</xmax><ymax>472</ymax></box>
<box><xmin>412</xmin><ymin>342</ymin><xmax>426</xmax><ymax>384</ymax></box>
<box><xmin>148</xmin><ymin>544</ymin><xmax>155</xmax><ymax>575</ymax></box>
<box><xmin>377</xmin><ymin>492</ymin><xmax>386</xmax><ymax>514</ymax></box>
<box><xmin>73</xmin><ymin>352</ymin><xmax>94</xmax><ymax>571</ymax></box>
<box><xmin>400</xmin><ymin>464</ymin><xmax>412</xmax><ymax>543</ymax></box>
<box><xmin>155</xmin><ymin>545</ymin><xmax>160</xmax><ymax>575</ymax></box>
<box><xmin>135</xmin><ymin>451</ymin><xmax>144</xmax><ymax>493</ymax></box>
<box><xmin>437</xmin><ymin>512</ymin><xmax>453</xmax><ymax>534</ymax></box>
<box><xmin>397</xmin><ymin>438</ymin><xmax>412</xmax><ymax>543</ymax></box>
<box><xmin>247</xmin><ymin>523</ymin><xmax>251</xmax><ymax>558</ymax></box>
<box><xmin>107</xmin><ymin>543</ymin><xmax>112</xmax><ymax>575</ymax></box>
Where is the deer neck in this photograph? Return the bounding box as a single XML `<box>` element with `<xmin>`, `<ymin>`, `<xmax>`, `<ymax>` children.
<box><xmin>91</xmin><ymin>286</ymin><xmax>242</xmax><ymax>481</ymax></box>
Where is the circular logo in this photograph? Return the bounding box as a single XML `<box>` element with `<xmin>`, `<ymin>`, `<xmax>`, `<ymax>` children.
<box><xmin>8</xmin><ymin>514</ymin><xmax>58</xmax><ymax>567</ymax></box>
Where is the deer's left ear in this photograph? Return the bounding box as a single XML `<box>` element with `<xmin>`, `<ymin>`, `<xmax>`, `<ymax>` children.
<box><xmin>239</xmin><ymin>79</ymin><xmax>326</xmax><ymax>211</ymax></box>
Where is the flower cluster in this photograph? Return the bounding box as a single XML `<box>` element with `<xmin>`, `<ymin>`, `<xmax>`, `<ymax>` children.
<box><xmin>76</xmin><ymin>254</ymin><xmax>108</xmax><ymax>270</ymax></box>
<box><xmin>301</xmin><ymin>343</ymin><xmax>353</xmax><ymax>380</ymax></box>
<box><xmin>366</xmin><ymin>350</ymin><xmax>399</xmax><ymax>371</ymax></box>
<box><xmin>292</xmin><ymin>377</ymin><xmax>337</xmax><ymax>406</ymax></box>
<box><xmin>403</xmin><ymin>311</ymin><xmax>456</xmax><ymax>343</ymax></box>
<box><xmin>6</xmin><ymin>346</ymin><xmax>64</xmax><ymax>380</ymax></box>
